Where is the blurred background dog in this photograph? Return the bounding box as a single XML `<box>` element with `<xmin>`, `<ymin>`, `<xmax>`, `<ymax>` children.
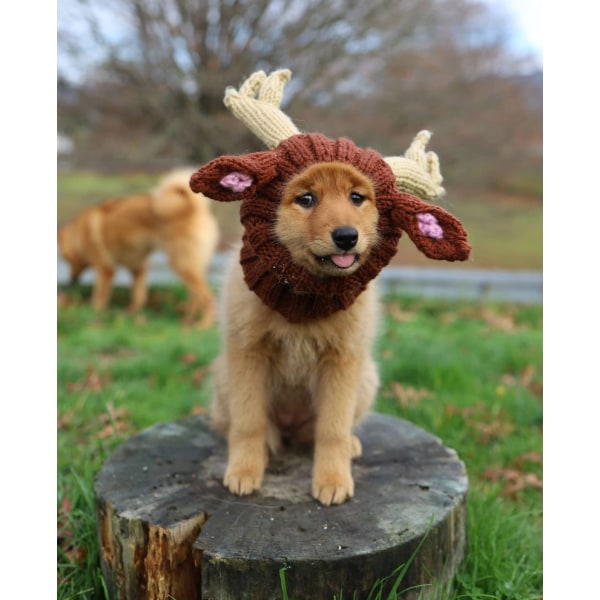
<box><xmin>58</xmin><ymin>168</ymin><xmax>220</xmax><ymax>327</ymax></box>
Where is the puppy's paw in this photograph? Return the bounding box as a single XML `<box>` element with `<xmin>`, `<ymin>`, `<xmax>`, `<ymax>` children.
<box><xmin>224</xmin><ymin>465</ymin><xmax>264</xmax><ymax>496</ymax></box>
<box><xmin>312</xmin><ymin>472</ymin><xmax>354</xmax><ymax>506</ymax></box>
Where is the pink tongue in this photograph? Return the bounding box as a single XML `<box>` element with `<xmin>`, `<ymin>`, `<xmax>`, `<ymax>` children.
<box><xmin>331</xmin><ymin>254</ymin><xmax>356</xmax><ymax>268</ymax></box>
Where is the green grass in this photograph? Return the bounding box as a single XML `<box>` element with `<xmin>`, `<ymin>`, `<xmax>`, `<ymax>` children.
<box><xmin>57</xmin><ymin>286</ymin><xmax>542</xmax><ymax>599</ymax></box>
<box><xmin>454</xmin><ymin>191</ymin><xmax>543</xmax><ymax>270</ymax></box>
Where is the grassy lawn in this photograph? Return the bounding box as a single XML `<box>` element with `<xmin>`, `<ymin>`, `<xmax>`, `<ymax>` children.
<box><xmin>57</xmin><ymin>285</ymin><xmax>542</xmax><ymax>599</ymax></box>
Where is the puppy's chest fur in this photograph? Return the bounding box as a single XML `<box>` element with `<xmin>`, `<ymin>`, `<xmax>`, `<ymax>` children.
<box><xmin>224</xmin><ymin>258</ymin><xmax>377</xmax><ymax>390</ymax></box>
<box><xmin>262</xmin><ymin>327</ymin><xmax>330</xmax><ymax>388</ymax></box>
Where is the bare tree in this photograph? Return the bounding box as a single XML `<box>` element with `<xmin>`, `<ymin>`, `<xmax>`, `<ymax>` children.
<box><xmin>322</xmin><ymin>0</ymin><xmax>542</xmax><ymax>186</ymax></box>
<box><xmin>58</xmin><ymin>0</ymin><xmax>541</xmax><ymax>186</ymax></box>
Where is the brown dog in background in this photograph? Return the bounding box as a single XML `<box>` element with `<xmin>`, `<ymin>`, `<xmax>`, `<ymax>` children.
<box><xmin>210</xmin><ymin>162</ymin><xmax>381</xmax><ymax>505</ymax></box>
<box><xmin>58</xmin><ymin>168</ymin><xmax>220</xmax><ymax>327</ymax></box>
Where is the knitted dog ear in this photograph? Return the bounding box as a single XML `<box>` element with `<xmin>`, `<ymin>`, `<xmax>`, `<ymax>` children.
<box><xmin>390</xmin><ymin>193</ymin><xmax>471</xmax><ymax>261</ymax></box>
<box><xmin>189</xmin><ymin>150</ymin><xmax>279</xmax><ymax>202</ymax></box>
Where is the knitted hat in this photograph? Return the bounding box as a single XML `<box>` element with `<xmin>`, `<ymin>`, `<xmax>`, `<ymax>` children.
<box><xmin>190</xmin><ymin>133</ymin><xmax>471</xmax><ymax>323</ymax></box>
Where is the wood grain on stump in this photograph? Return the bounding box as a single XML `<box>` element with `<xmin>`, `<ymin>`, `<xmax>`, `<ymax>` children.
<box><xmin>95</xmin><ymin>413</ymin><xmax>468</xmax><ymax>600</ymax></box>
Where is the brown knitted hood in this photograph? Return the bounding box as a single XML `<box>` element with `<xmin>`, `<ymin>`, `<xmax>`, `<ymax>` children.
<box><xmin>190</xmin><ymin>133</ymin><xmax>470</xmax><ymax>322</ymax></box>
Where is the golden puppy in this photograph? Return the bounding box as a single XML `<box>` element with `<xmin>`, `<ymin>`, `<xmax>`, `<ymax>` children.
<box><xmin>58</xmin><ymin>169</ymin><xmax>219</xmax><ymax>326</ymax></box>
<box><xmin>211</xmin><ymin>163</ymin><xmax>381</xmax><ymax>505</ymax></box>
<box><xmin>190</xmin><ymin>133</ymin><xmax>470</xmax><ymax>505</ymax></box>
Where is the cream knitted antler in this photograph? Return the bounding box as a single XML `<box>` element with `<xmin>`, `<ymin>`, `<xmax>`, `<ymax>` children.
<box><xmin>383</xmin><ymin>131</ymin><xmax>445</xmax><ymax>199</ymax></box>
<box><xmin>224</xmin><ymin>69</ymin><xmax>300</xmax><ymax>150</ymax></box>
<box><xmin>224</xmin><ymin>69</ymin><xmax>445</xmax><ymax>201</ymax></box>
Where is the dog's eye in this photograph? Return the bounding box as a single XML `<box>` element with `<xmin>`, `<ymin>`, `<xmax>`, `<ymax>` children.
<box><xmin>295</xmin><ymin>192</ymin><xmax>316</xmax><ymax>208</ymax></box>
<box><xmin>350</xmin><ymin>192</ymin><xmax>365</xmax><ymax>206</ymax></box>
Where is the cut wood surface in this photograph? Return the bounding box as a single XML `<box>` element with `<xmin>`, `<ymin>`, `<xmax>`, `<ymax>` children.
<box><xmin>95</xmin><ymin>413</ymin><xmax>468</xmax><ymax>600</ymax></box>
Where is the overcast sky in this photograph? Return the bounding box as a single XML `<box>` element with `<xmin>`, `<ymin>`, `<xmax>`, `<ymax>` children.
<box><xmin>494</xmin><ymin>0</ymin><xmax>542</xmax><ymax>60</ymax></box>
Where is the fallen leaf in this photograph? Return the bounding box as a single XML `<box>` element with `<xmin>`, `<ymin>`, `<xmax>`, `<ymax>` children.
<box><xmin>513</xmin><ymin>451</ymin><xmax>543</xmax><ymax>469</ymax></box>
<box><xmin>66</xmin><ymin>364</ymin><xmax>111</xmax><ymax>394</ymax></box>
<box><xmin>527</xmin><ymin>380</ymin><xmax>543</xmax><ymax>398</ymax></box>
<box><xmin>443</xmin><ymin>402</ymin><xmax>514</xmax><ymax>444</ymax></box>
<box><xmin>96</xmin><ymin>422</ymin><xmax>129</xmax><ymax>439</ymax></box>
<box><xmin>390</xmin><ymin>382</ymin><xmax>433</xmax><ymax>409</ymax></box>
<box><xmin>57</xmin><ymin>495</ymin><xmax>72</xmax><ymax>540</ymax></box>
<box><xmin>133</xmin><ymin>314</ymin><xmax>147</xmax><ymax>325</ymax></box>
<box><xmin>57</xmin><ymin>495</ymin><xmax>87</xmax><ymax>565</ymax></box>
<box><xmin>471</xmin><ymin>417</ymin><xmax>514</xmax><ymax>444</ymax></box>
<box><xmin>520</xmin><ymin>364</ymin><xmax>536</xmax><ymax>385</ymax></box>
<box><xmin>483</xmin><ymin>467</ymin><xmax>522</xmax><ymax>482</ymax></box>
<box><xmin>480</xmin><ymin>308</ymin><xmax>519</xmax><ymax>332</ymax></box>
<box><xmin>57</xmin><ymin>409</ymin><xmax>75</xmax><ymax>431</ymax></box>
<box><xmin>181</xmin><ymin>352</ymin><xmax>197</xmax><ymax>365</ymax></box>
<box><xmin>499</xmin><ymin>473</ymin><xmax>543</xmax><ymax>499</ymax></box>
<box><xmin>95</xmin><ymin>402</ymin><xmax>130</xmax><ymax>439</ymax></box>
<box><xmin>483</xmin><ymin>455</ymin><xmax>543</xmax><ymax>499</ymax></box>
<box><xmin>501</xmin><ymin>364</ymin><xmax>537</xmax><ymax>388</ymax></box>
<box><xmin>439</xmin><ymin>312</ymin><xmax>458</xmax><ymax>325</ymax></box>
<box><xmin>192</xmin><ymin>367</ymin><xmax>206</xmax><ymax>388</ymax></box>
<box><xmin>387</xmin><ymin>303</ymin><xmax>416</xmax><ymax>323</ymax></box>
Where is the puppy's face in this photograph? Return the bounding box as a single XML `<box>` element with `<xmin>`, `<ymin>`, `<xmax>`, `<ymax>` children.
<box><xmin>275</xmin><ymin>162</ymin><xmax>379</xmax><ymax>277</ymax></box>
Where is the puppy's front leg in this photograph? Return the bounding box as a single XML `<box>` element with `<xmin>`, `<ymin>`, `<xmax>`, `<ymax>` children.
<box><xmin>224</xmin><ymin>349</ymin><xmax>270</xmax><ymax>496</ymax></box>
<box><xmin>312</xmin><ymin>355</ymin><xmax>361</xmax><ymax>505</ymax></box>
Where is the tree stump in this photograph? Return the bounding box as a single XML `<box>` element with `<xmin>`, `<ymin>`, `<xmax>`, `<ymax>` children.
<box><xmin>95</xmin><ymin>413</ymin><xmax>468</xmax><ymax>600</ymax></box>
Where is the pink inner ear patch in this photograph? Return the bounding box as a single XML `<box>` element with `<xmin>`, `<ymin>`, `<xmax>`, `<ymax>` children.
<box><xmin>417</xmin><ymin>213</ymin><xmax>444</xmax><ymax>239</ymax></box>
<box><xmin>219</xmin><ymin>172</ymin><xmax>253</xmax><ymax>192</ymax></box>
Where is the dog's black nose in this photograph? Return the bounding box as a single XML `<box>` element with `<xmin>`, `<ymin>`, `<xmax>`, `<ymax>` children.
<box><xmin>332</xmin><ymin>227</ymin><xmax>359</xmax><ymax>251</ymax></box>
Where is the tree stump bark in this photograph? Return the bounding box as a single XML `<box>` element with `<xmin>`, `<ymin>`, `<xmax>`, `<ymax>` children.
<box><xmin>95</xmin><ymin>413</ymin><xmax>468</xmax><ymax>600</ymax></box>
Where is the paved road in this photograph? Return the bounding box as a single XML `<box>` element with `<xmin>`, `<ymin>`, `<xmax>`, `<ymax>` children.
<box><xmin>57</xmin><ymin>251</ymin><xmax>542</xmax><ymax>304</ymax></box>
